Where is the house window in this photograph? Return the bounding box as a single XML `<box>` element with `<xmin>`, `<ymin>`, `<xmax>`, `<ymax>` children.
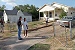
<box><xmin>73</xmin><ymin>17</ymin><xmax>75</xmax><ymax>20</ymax></box>
<box><xmin>55</xmin><ymin>14</ymin><xmax>57</xmax><ymax>16</ymax></box>
<box><xmin>49</xmin><ymin>12</ymin><xmax>52</xmax><ymax>17</ymax></box>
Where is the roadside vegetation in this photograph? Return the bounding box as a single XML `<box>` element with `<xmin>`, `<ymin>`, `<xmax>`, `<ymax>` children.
<box><xmin>59</xmin><ymin>8</ymin><xmax>67</xmax><ymax>19</ymax></box>
<box><xmin>27</xmin><ymin>43</ymin><xmax>50</xmax><ymax>50</ymax></box>
<box><xmin>28</xmin><ymin>20</ymin><xmax>45</xmax><ymax>29</ymax></box>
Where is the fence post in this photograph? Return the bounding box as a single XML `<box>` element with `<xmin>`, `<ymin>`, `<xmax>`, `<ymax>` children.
<box><xmin>0</xmin><ymin>23</ymin><xmax>1</xmax><ymax>32</ymax></box>
<box><xmin>64</xmin><ymin>25</ymin><xmax>67</xmax><ymax>47</ymax></box>
<box><xmin>70</xmin><ymin>21</ymin><xmax>72</xmax><ymax>39</ymax></box>
<box><xmin>53</xmin><ymin>22</ymin><xmax>55</xmax><ymax>37</ymax></box>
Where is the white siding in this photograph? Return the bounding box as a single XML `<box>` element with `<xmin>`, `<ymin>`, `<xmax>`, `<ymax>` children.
<box><xmin>26</xmin><ymin>16</ymin><xmax>32</xmax><ymax>22</ymax></box>
<box><xmin>22</xmin><ymin>16</ymin><xmax>32</xmax><ymax>22</ymax></box>
<box><xmin>17</xmin><ymin>10</ymin><xmax>32</xmax><ymax>22</ymax></box>
<box><xmin>55</xmin><ymin>9</ymin><xmax>62</xmax><ymax>17</ymax></box>
<box><xmin>17</xmin><ymin>10</ymin><xmax>24</xmax><ymax>18</ymax></box>
<box><xmin>3</xmin><ymin>10</ymin><xmax>32</xmax><ymax>23</ymax></box>
<box><xmin>67</xmin><ymin>8</ymin><xmax>75</xmax><ymax>16</ymax></box>
<box><xmin>39</xmin><ymin>6</ymin><xmax>55</xmax><ymax>12</ymax></box>
<box><xmin>7</xmin><ymin>15</ymin><xmax>18</xmax><ymax>23</ymax></box>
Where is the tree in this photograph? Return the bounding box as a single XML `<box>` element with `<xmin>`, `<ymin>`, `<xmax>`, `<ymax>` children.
<box><xmin>13</xmin><ymin>4</ymin><xmax>39</xmax><ymax>21</ymax></box>
<box><xmin>0</xmin><ymin>5</ymin><xmax>6</xmax><ymax>11</ymax></box>
<box><xmin>59</xmin><ymin>8</ymin><xmax>67</xmax><ymax>19</ymax></box>
<box><xmin>1</xmin><ymin>5</ymin><xmax>6</xmax><ymax>9</ymax></box>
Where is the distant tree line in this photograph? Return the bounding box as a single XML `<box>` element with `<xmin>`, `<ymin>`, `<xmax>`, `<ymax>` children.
<box><xmin>13</xmin><ymin>4</ymin><xmax>39</xmax><ymax>21</ymax></box>
<box><xmin>0</xmin><ymin>5</ymin><xmax>6</xmax><ymax>11</ymax></box>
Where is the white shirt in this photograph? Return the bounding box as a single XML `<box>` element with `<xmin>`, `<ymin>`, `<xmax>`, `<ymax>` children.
<box><xmin>23</xmin><ymin>21</ymin><xmax>28</xmax><ymax>30</ymax></box>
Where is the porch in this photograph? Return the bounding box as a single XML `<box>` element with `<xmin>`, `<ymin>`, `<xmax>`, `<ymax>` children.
<box><xmin>39</xmin><ymin>6</ymin><xmax>61</xmax><ymax>21</ymax></box>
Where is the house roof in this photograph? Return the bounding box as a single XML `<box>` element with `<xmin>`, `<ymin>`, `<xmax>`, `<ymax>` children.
<box><xmin>0</xmin><ymin>11</ymin><xmax>3</xmax><ymax>16</ymax></box>
<box><xmin>51</xmin><ymin>2</ymin><xmax>71</xmax><ymax>8</ymax></box>
<box><xmin>5</xmin><ymin>9</ymin><xmax>32</xmax><ymax>16</ymax></box>
<box><xmin>5</xmin><ymin>9</ymin><xmax>18</xmax><ymax>15</ymax></box>
<box><xmin>38</xmin><ymin>2</ymin><xmax>75</xmax><ymax>11</ymax></box>
<box><xmin>23</xmin><ymin>12</ymin><xmax>32</xmax><ymax>16</ymax></box>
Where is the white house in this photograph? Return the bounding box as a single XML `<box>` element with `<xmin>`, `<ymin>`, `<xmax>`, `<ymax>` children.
<box><xmin>3</xmin><ymin>9</ymin><xmax>32</xmax><ymax>23</ymax></box>
<box><xmin>38</xmin><ymin>2</ymin><xmax>75</xmax><ymax>21</ymax></box>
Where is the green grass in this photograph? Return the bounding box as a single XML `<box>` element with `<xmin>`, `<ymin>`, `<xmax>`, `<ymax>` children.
<box><xmin>28</xmin><ymin>21</ymin><xmax>44</xmax><ymax>29</ymax></box>
<box><xmin>27</xmin><ymin>43</ymin><xmax>50</xmax><ymax>50</ymax></box>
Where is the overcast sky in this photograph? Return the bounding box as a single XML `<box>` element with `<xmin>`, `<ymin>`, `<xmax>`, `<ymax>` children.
<box><xmin>0</xmin><ymin>0</ymin><xmax>75</xmax><ymax>10</ymax></box>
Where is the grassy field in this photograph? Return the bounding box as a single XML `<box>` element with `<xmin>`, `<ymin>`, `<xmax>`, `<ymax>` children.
<box><xmin>27</xmin><ymin>43</ymin><xmax>50</xmax><ymax>50</ymax></box>
<box><xmin>4</xmin><ymin>20</ymin><xmax>45</xmax><ymax>30</ymax></box>
<box><xmin>28</xmin><ymin>20</ymin><xmax>45</xmax><ymax>29</ymax></box>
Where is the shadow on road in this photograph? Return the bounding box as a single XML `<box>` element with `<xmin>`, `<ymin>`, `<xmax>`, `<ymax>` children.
<box><xmin>0</xmin><ymin>35</ymin><xmax>48</xmax><ymax>50</ymax></box>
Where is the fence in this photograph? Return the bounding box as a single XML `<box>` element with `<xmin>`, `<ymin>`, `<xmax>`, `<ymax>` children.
<box><xmin>52</xmin><ymin>21</ymin><xmax>75</xmax><ymax>49</ymax></box>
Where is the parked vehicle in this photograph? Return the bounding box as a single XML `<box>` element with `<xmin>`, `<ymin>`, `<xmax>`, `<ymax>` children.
<box><xmin>57</xmin><ymin>16</ymin><xmax>75</xmax><ymax>27</ymax></box>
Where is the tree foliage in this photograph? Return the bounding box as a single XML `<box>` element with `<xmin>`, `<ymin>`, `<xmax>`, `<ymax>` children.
<box><xmin>13</xmin><ymin>4</ymin><xmax>39</xmax><ymax>21</ymax></box>
<box><xmin>59</xmin><ymin>8</ymin><xmax>67</xmax><ymax>19</ymax></box>
<box><xmin>0</xmin><ymin>5</ymin><xmax>6</xmax><ymax>11</ymax></box>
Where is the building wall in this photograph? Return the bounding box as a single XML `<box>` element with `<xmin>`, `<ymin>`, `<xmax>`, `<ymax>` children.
<box><xmin>7</xmin><ymin>15</ymin><xmax>18</xmax><ymax>23</ymax></box>
<box><xmin>4</xmin><ymin>10</ymin><xmax>32</xmax><ymax>23</ymax></box>
<box><xmin>39</xmin><ymin>3</ymin><xmax>75</xmax><ymax>21</ymax></box>
<box><xmin>23</xmin><ymin>16</ymin><xmax>32</xmax><ymax>22</ymax></box>
<box><xmin>67</xmin><ymin>8</ymin><xmax>75</xmax><ymax>16</ymax></box>
<box><xmin>43</xmin><ymin>10</ymin><xmax>61</xmax><ymax>19</ymax></box>
<box><xmin>17</xmin><ymin>10</ymin><xmax>32</xmax><ymax>22</ymax></box>
<box><xmin>17</xmin><ymin>10</ymin><xmax>24</xmax><ymax>19</ymax></box>
<box><xmin>54</xmin><ymin>9</ymin><xmax>62</xmax><ymax>18</ymax></box>
<box><xmin>39</xmin><ymin>6</ymin><xmax>54</xmax><ymax>12</ymax></box>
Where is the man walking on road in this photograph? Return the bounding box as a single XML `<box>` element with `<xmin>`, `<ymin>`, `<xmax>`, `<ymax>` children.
<box><xmin>17</xmin><ymin>16</ymin><xmax>23</xmax><ymax>40</ymax></box>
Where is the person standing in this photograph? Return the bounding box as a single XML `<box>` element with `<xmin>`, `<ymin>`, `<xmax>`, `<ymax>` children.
<box><xmin>0</xmin><ymin>18</ymin><xmax>4</xmax><ymax>33</ymax></box>
<box><xmin>23</xmin><ymin>18</ymin><xmax>28</xmax><ymax>37</ymax></box>
<box><xmin>46</xmin><ymin>17</ymin><xmax>48</xmax><ymax>26</ymax></box>
<box><xmin>17</xmin><ymin>16</ymin><xmax>23</xmax><ymax>40</ymax></box>
<box><xmin>0</xmin><ymin>18</ymin><xmax>1</xmax><ymax>32</ymax></box>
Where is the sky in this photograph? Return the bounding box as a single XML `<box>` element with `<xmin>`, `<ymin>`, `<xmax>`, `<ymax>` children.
<box><xmin>0</xmin><ymin>0</ymin><xmax>75</xmax><ymax>10</ymax></box>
